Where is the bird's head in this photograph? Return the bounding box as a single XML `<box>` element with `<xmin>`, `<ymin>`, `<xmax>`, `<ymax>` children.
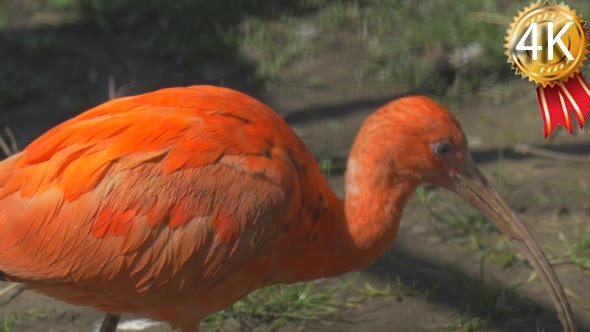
<box><xmin>359</xmin><ymin>96</ymin><xmax>469</xmax><ymax>183</ymax></box>
<box><xmin>348</xmin><ymin>95</ymin><xmax>575</xmax><ymax>331</ymax></box>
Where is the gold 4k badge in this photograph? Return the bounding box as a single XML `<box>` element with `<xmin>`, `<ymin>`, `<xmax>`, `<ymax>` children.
<box><xmin>505</xmin><ymin>1</ymin><xmax>590</xmax><ymax>138</ymax></box>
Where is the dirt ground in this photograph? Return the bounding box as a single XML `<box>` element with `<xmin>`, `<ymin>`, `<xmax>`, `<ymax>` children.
<box><xmin>1</xmin><ymin>2</ymin><xmax>590</xmax><ymax>332</ymax></box>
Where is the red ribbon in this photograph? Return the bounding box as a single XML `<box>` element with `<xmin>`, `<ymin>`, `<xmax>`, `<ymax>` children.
<box><xmin>536</xmin><ymin>73</ymin><xmax>590</xmax><ymax>138</ymax></box>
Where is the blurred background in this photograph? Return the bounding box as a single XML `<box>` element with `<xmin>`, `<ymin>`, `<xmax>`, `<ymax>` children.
<box><xmin>1</xmin><ymin>0</ymin><xmax>590</xmax><ymax>331</ymax></box>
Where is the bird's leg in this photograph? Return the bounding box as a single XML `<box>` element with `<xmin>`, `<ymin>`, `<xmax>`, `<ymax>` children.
<box><xmin>99</xmin><ymin>313</ymin><xmax>120</xmax><ymax>332</ymax></box>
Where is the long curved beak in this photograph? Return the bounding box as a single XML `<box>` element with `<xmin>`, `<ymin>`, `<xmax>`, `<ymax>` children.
<box><xmin>442</xmin><ymin>163</ymin><xmax>576</xmax><ymax>332</ymax></box>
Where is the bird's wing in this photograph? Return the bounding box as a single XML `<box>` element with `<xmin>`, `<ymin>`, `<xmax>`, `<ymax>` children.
<box><xmin>0</xmin><ymin>86</ymin><xmax>313</xmax><ymax>299</ymax></box>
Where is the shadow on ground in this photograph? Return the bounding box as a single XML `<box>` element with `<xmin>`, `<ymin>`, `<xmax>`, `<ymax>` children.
<box><xmin>0</xmin><ymin>0</ymin><xmax>345</xmax><ymax>144</ymax></box>
<box><xmin>368</xmin><ymin>248</ymin><xmax>590</xmax><ymax>332</ymax></box>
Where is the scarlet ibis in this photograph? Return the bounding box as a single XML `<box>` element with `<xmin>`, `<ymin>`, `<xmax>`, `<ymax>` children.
<box><xmin>0</xmin><ymin>86</ymin><xmax>576</xmax><ymax>331</ymax></box>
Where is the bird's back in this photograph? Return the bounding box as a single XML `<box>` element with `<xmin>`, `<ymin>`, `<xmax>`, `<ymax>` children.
<box><xmin>0</xmin><ymin>86</ymin><xmax>335</xmax><ymax>328</ymax></box>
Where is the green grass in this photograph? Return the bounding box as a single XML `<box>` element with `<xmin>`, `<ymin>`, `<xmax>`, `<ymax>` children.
<box><xmin>571</xmin><ymin>231</ymin><xmax>590</xmax><ymax>263</ymax></box>
<box><xmin>454</xmin><ymin>270</ymin><xmax>532</xmax><ymax>316</ymax></box>
<box><xmin>7</xmin><ymin>0</ymin><xmax>590</xmax><ymax>92</ymax></box>
<box><xmin>484</xmin><ymin>238</ymin><xmax>519</xmax><ymax>267</ymax></box>
<box><xmin>360</xmin><ymin>0</ymin><xmax>509</xmax><ymax>93</ymax></box>
<box><xmin>203</xmin><ymin>282</ymin><xmax>341</xmax><ymax>330</ymax></box>
<box><xmin>0</xmin><ymin>315</ymin><xmax>16</xmax><ymax>332</ymax></box>
<box><xmin>574</xmin><ymin>180</ymin><xmax>590</xmax><ymax>201</ymax></box>
<box><xmin>432</xmin><ymin>205</ymin><xmax>496</xmax><ymax>240</ymax></box>
<box><xmin>231</xmin><ymin>0</ymin><xmax>517</xmax><ymax>93</ymax></box>
<box><xmin>441</xmin><ymin>269</ymin><xmax>535</xmax><ymax>331</ymax></box>
<box><xmin>42</xmin><ymin>0</ymin><xmax>337</xmax><ymax>82</ymax></box>
<box><xmin>422</xmin><ymin>187</ymin><xmax>497</xmax><ymax>244</ymax></box>
<box><xmin>435</xmin><ymin>204</ymin><xmax>520</xmax><ymax>268</ymax></box>
<box><xmin>201</xmin><ymin>275</ymin><xmax>418</xmax><ymax>330</ymax></box>
<box><xmin>558</xmin><ymin>228</ymin><xmax>590</xmax><ymax>270</ymax></box>
<box><xmin>202</xmin><ymin>278</ymin><xmax>399</xmax><ymax>330</ymax></box>
<box><xmin>238</xmin><ymin>16</ymin><xmax>314</xmax><ymax>83</ymax></box>
<box><xmin>443</xmin><ymin>314</ymin><xmax>486</xmax><ymax>332</ymax></box>
<box><xmin>357</xmin><ymin>0</ymin><xmax>590</xmax><ymax>94</ymax></box>
<box><xmin>319</xmin><ymin>158</ymin><xmax>334</xmax><ymax>176</ymax></box>
<box><xmin>318</xmin><ymin>157</ymin><xmax>347</xmax><ymax>176</ymax></box>
<box><xmin>416</xmin><ymin>187</ymin><xmax>496</xmax><ymax>241</ymax></box>
<box><xmin>417</xmin><ymin>186</ymin><xmax>521</xmax><ymax>267</ymax></box>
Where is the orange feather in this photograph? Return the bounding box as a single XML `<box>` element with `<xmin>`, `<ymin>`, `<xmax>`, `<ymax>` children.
<box><xmin>0</xmin><ymin>86</ymin><xmax>331</xmax><ymax>330</ymax></box>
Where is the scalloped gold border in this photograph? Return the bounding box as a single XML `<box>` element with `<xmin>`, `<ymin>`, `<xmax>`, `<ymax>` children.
<box><xmin>505</xmin><ymin>1</ymin><xmax>589</xmax><ymax>87</ymax></box>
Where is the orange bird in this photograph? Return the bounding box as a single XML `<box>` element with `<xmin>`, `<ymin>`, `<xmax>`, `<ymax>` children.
<box><xmin>0</xmin><ymin>86</ymin><xmax>576</xmax><ymax>331</ymax></box>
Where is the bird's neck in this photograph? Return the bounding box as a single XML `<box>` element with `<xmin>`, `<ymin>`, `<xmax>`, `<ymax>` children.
<box><xmin>340</xmin><ymin>155</ymin><xmax>418</xmax><ymax>269</ymax></box>
<box><xmin>272</xmin><ymin>156</ymin><xmax>418</xmax><ymax>284</ymax></box>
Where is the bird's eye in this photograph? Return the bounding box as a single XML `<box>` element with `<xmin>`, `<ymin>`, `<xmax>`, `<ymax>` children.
<box><xmin>434</xmin><ymin>141</ymin><xmax>453</xmax><ymax>157</ymax></box>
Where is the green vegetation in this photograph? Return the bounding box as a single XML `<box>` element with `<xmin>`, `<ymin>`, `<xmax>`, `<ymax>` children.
<box><xmin>441</xmin><ymin>270</ymin><xmax>535</xmax><ymax>331</ymax></box>
<box><xmin>485</xmin><ymin>238</ymin><xmax>519</xmax><ymax>267</ymax></box>
<box><xmin>358</xmin><ymin>0</ymin><xmax>508</xmax><ymax>94</ymax></box>
<box><xmin>13</xmin><ymin>0</ymin><xmax>577</xmax><ymax>92</ymax></box>
<box><xmin>570</xmin><ymin>230</ymin><xmax>590</xmax><ymax>266</ymax></box>
<box><xmin>238</xmin><ymin>16</ymin><xmax>316</xmax><ymax>83</ymax></box>
<box><xmin>417</xmin><ymin>186</ymin><xmax>521</xmax><ymax>268</ymax></box>
<box><xmin>443</xmin><ymin>314</ymin><xmax>486</xmax><ymax>332</ymax></box>
<box><xmin>40</xmin><ymin>0</ymin><xmax>335</xmax><ymax>82</ymax></box>
<box><xmin>558</xmin><ymin>228</ymin><xmax>590</xmax><ymax>270</ymax></box>
<box><xmin>416</xmin><ymin>186</ymin><xmax>496</xmax><ymax>240</ymax></box>
<box><xmin>3</xmin><ymin>0</ymin><xmax>587</xmax><ymax>92</ymax></box>
<box><xmin>0</xmin><ymin>315</ymin><xmax>16</xmax><ymax>332</ymax></box>
<box><xmin>453</xmin><ymin>270</ymin><xmax>532</xmax><ymax>317</ymax></box>
<box><xmin>574</xmin><ymin>180</ymin><xmax>590</xmax><ymax>201</ymax></box>
<box><xmin>203</xmin><ymin>282</ymin><xmax>342</xmax><ymax>330</ymax></box>
<box><xmin>319</xmin><ymin>158</ymin><xmax>335</xmax><ymax>176</ymax></box>
<box><xmin>432</xmin><ymin>204</ymin><xmax>496</xmax><ymax>240</ymax></box>
<box><xmin>319</xmin><ymin>157</ymin><xmax>347</xmax><ymax>176</ymax></box>
<box><xmin>202</xmin><ymin>279</ymin><xmax>399</xmax><ymax>330</ymax></box>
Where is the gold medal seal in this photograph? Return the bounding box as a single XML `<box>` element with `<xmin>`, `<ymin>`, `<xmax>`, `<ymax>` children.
<box><xmin>506</xmin><ymin>1</ymin><xmax>588</xmax><ymax>86</ymax></box>
<box><xmin>505</xmin><ymin>1</ymin><xmax>590</xmax><ymax>137</ymax></box>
